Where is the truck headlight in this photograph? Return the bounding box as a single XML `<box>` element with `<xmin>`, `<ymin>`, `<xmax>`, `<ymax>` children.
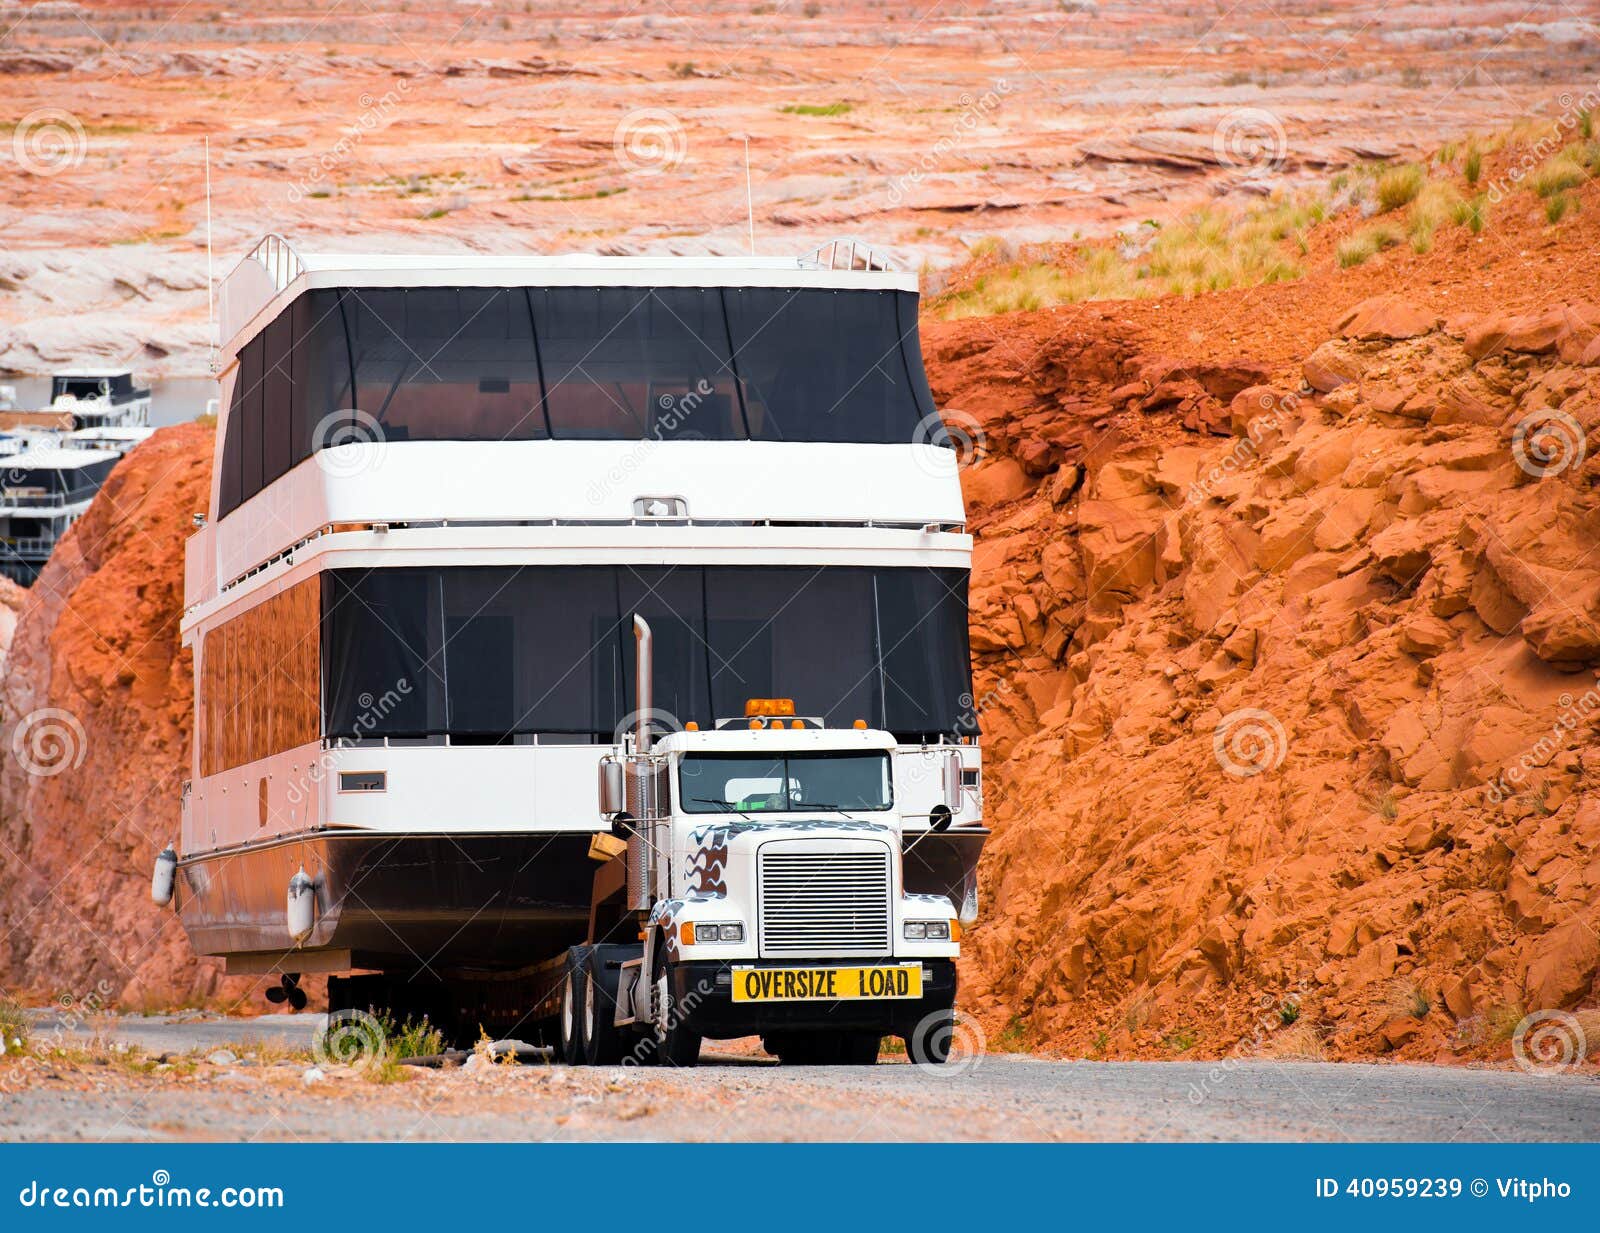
<box><xmin>694</xmin><ymin>922</ymin><xmax>745</xmax><ymax>943</ymax></box>
<box><xmin>903</xmin><ymin>921</ymin><xmax>950</xmax><ymax>940</ymax></box>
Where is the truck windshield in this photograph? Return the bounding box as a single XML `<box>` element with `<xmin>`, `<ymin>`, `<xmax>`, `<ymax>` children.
<box><xmin>680</xmin><ymin>752</ymin><xmax>892</xmax><ymax>814</ymax></box>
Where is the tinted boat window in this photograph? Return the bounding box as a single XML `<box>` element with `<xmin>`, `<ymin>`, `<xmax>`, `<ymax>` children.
<box><xmin>346</xmin><ymin>288</ymin><xmax>547</xmax><ymax>443</ymax></box>
<box><xmin>535</xmin><ymin>288</ymin><xmax>742</xmax><ymax>441</ymax></box>
<box><xmin>262</xmin><ymin>313</ymin><xmax>294</xmax><ymax>486</ymax></box>
<box><xmin>321</xmin><ymin>565</ymin><xmax>973</xmax><ymax>742</ymax></box>
<box><xmin>217</xmin><ymin>284</ymin><xmax>939</xmax><ymax>520</ymax></box>
<box><xmin>726</xmin><ymin>288</ymin><xmax>927</xmax><ymax>443</ymax></box>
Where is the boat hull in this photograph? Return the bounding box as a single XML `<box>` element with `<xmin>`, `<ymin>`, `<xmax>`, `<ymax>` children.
<box><xmin>176</xmin><ymin>830</ymin><xmax>597</xmax><ymax>973</ymax></box>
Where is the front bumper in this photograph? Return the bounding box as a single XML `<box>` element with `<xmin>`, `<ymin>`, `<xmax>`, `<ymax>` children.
<box><xmin>671</xmin><ymin>958</ymin><xmax>956</xmax><ymax>1039</ymax></box>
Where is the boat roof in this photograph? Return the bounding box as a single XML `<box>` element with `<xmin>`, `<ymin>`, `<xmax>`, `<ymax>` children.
<box><xmin>220</xmin><ymin>234</ymin><xmax>916</xmax><ymax>359</ymax></box>
<box><xmin>1</xmin><ymin>447</ymin><xmax>119</xmax><ymax>470</ymax></box>
<box><xmin>67</xmin><ymin>426</ymin><xmax>154</xmax><ymax>440</ymax></box>
<box><xmin>53</xmin><ymin>368</ymin><xmax>136</xmax><ymax>379</ymax></box>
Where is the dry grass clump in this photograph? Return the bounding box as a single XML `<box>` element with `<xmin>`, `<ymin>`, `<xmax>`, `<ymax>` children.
<box><xmin>1264</xmin><ymin>1022</ymin><xmax>1327</xmax><ymax>1060</ymax></box>
<box><xmin>937</xmin><ymin>195</ymin><xmax>1318</xmax><ymax>317</ymax></box>
<box><xmin>1529</xmin><ymin>152</ymin><xmax>1587</xmax><ymax>198</ymax></box>
<box><xmin>0</xmin><ymin>992</ymin><xmax>28</xmax><ymax>1055</ymax></box>
<box><xmin>1406</xmin><ymin>181</ymin><xmax>1464</xmax><ymax>252</ymax></box>
<box><xmin>1375</xmin><ymin>163</ymin><xmax>1425</xmax><ymax>212</ymax></box>
<box><xmin>1336</xmin><ymin>223</ymin><xmax>1402</xmax><ymax>268</ymax></box>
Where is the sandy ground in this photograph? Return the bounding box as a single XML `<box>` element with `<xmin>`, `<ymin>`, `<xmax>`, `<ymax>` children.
<box><xmin>3</xmin><ymin>1011</ymin><xmax>1597</xmax><ymax>1142</ymax></box>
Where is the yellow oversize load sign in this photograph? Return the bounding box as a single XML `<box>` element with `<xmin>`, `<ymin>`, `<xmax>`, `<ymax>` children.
<box><xmin>732</xmin><ymin>965</ymin><xmax>922</xmax><ymax>1003</ymax></box>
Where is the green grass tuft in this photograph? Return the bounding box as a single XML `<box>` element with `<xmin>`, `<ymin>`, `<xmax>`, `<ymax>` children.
<box><xmin>780</xmin><ymin>101</ymin><xmax>852</xmax><ymax>117</ymax></box>
<box><xmin>1375</xmin><ymin>164</ymin><xmax>1425</xmax><ymax>212</ymax></box>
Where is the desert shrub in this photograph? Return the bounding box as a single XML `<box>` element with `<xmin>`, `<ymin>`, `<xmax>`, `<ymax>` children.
<box><xmin>1529</xmin><ymin>153</ymin><xmax>1586</xmax><ymax>198</ymax></box>
<box><xmin>780</xmin><ymin>101</ymin><xmax>851</xmax><ymax>117</ymax></box>
<box><xmin>1337</xmin><ymin>223</ymin><xmax>1402</xmax><ymax>267</ymax></box>
<box><xmin>1450</xmin><ymin>193</ymin><xmax>1489</xmax><ymax>233</ymax></box>
<box><xmin>1375</xmin><ymin>163</ymin><xmax>1425</xmax><ymax>212</ymax></box>
<box><xmin>1546</xmin><ymin>193</ymin><xmax>1576</xmax><ymax>224</ymax></box>
<box><xmin>1407</xmin><ymin>181</ymin><xmax>1464</xmax><ymax>252</ymax></box>
<box><xmin>0</xmin><ymin>992</ymin><xmax>27</xmax><ymax>1055</ymax></box>
<box><xmin>1464</xmin><ymin>146</ymin><xmax>1482</xmax><ymax>184</ymax></box>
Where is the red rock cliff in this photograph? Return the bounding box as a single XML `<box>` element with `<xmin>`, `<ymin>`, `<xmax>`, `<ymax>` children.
<box><xmin>0</xmin><ymin>423</ymin><xmax>221</xmax><ymax>1006</ymax></box>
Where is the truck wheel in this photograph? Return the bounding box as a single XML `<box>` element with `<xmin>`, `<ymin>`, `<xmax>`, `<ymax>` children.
<box><xmin>651</xmin><ymin>937</ymin><xmax>701</xmax><ymax>1068</ymax></box>
<box><xmin>583</xmin><ymin>950</ymin><xmax>626</xmax><ymax>1066</ymax></box>
<box><xmin>906</xmin><ymin>1011</ymin><xmax>955</xmax><ymax>1065</ymax></box>
<box><xmin>559</xmin><ymin>947</ymin><xmax>588</xmax><ymax>1066</ymax></box>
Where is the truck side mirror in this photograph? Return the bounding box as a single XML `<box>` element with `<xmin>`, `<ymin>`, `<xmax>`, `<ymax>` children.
<box><xmin>598</xmin><ymin>759</ymin><xmax>624</xmax><ymax>815</ymax></box>
<box><xmin>942</xmin><ymin>749</ymin><xmax>963</xmax><ymax>813</ymax></box>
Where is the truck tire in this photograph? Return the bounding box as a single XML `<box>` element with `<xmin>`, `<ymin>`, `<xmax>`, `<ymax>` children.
<box><xmin>559</xmin><ymin>947</ymin><xmax>588</xmax><ymax>1066</ymax></box>
<box><xmin>651</xmin><ymin>937</ymin><xmax>701</xmax><ymax>1068</ymax></box>
<box><xmin>583</xmin><ymin>950</ymin><xmax>626</xmax><ymax>1066</ymax></box>
<box><xmin>906</xmin><ymin>1011</ymin><xmax>955</xmax><ymax>1065</ymax></box>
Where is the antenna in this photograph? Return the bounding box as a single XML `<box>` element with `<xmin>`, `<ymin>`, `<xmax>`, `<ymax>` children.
<box><xmin>743</xmin><ymin>135</ymin><xmax>755</xmax><ymax>256</ymax></box>
<box><xmin>204</xmin><ymin>135</ymin><xmax>217</xmax><ymax>374</ymax></box>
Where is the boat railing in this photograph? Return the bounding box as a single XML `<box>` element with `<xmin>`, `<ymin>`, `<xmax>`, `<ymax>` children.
<box><xmin>0</xmin><ymin>536</ymin><xmax>60</xmax><ymax>556</ymax></box>
<box><xmin>0</xmin><ymin>490</ymin><xmax>88</xmax><ymax>509</ymax></box>
<box><xmin>242</xmin><ymin>233</ymin><xmax>305</xmax><ymax>295</ymax></box>
<box><xmin>799</xmin><ymin>237</ymin><xmax>897</xmax><ymax>272</ymax></box>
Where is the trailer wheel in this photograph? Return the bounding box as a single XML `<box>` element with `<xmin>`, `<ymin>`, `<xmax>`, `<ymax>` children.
<box><xmin>559</xmin><ymin>948</ymin><xmax>588</xmax><ymax>1066</ymax></box>
<box><xmin>650</xmin><ymin>936</ymin><xmax>701</xmax><ymax>1068</ymax></box>
<box><xmin>583</xmin><ymin>950</ymin><xmax>626</xmax><ymax>1066</ymax></box>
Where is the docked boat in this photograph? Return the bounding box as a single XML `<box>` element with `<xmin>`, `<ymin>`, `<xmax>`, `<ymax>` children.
<box><xmin>0</xmin><ymin>445</ymin><xmax>121</xmax><ymax>584</ymax></box>
<box><xmin>46</xmin><ymin>369</ymin><xmax>151</xmax><ymax>430</ymax></box>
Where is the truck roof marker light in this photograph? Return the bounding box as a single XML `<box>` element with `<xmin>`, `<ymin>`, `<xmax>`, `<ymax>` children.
<box><xmin>744</xmin><ymin>698</ymin><xmax>795</xmax><ymax>717</ymax></box>
<box><xmin>685</xmin><ymin>721</ymin><xmax>699</xmax><ymax>731</ymax></box>
<box><xmin>790</xmin><ymin>719</ymin><xmax>804</xmax><ymax>730</ymax></box>
<box><xmin>853</xmin><ymin>719</ymin><xmax>867</xmax><ymax>730</ymax></box>
<box><xmin>749</xmin><ymin>718</ymin><xmax>764</xmax><ymax>730</ymax></box>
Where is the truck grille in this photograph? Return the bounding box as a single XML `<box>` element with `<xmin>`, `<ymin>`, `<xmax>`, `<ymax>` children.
<box><xmin>758</xmin><ymin>847</ymin><xmax>892</xmax><ymax>956</ymax></box>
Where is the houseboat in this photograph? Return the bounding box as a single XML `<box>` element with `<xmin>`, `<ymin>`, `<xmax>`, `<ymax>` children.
<box><xmin>167</xmin><ymin>235</ymin><xmax>985</xmax><ymax>1045</ymax></box>
<box><xmin>0</xmin><ymin>445</ymin><xmax>120</xmax><ymax>584</ymax></box>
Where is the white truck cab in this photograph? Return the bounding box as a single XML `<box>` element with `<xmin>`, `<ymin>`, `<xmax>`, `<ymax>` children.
<box><xmin>561</xmin><ymin>618</ymin><xmax>978</xmax><ymax>1067</ymax></box>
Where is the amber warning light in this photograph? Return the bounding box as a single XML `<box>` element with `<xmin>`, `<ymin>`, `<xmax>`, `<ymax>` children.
<box><xmin>744</xmin><ymin>698</ymin><xmax>796</xmax><ymax>717</ymax></box>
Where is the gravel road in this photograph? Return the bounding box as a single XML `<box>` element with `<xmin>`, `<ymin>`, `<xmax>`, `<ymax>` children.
<box><xmin>4</xmin><ymin>1012</ymin><xmax>1596</xmax><ymax>1142</ymax></box>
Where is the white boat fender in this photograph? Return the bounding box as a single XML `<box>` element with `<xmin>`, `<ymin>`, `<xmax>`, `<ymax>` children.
<box><xmin>286</xmin><ymin>867</ymin><xmax>317</xmax><ymax>943</ymax></box>
<box><xmin>151</xmin><ymin>846</ymin><xmax>178</xmax><ymax>906</ymax></box>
